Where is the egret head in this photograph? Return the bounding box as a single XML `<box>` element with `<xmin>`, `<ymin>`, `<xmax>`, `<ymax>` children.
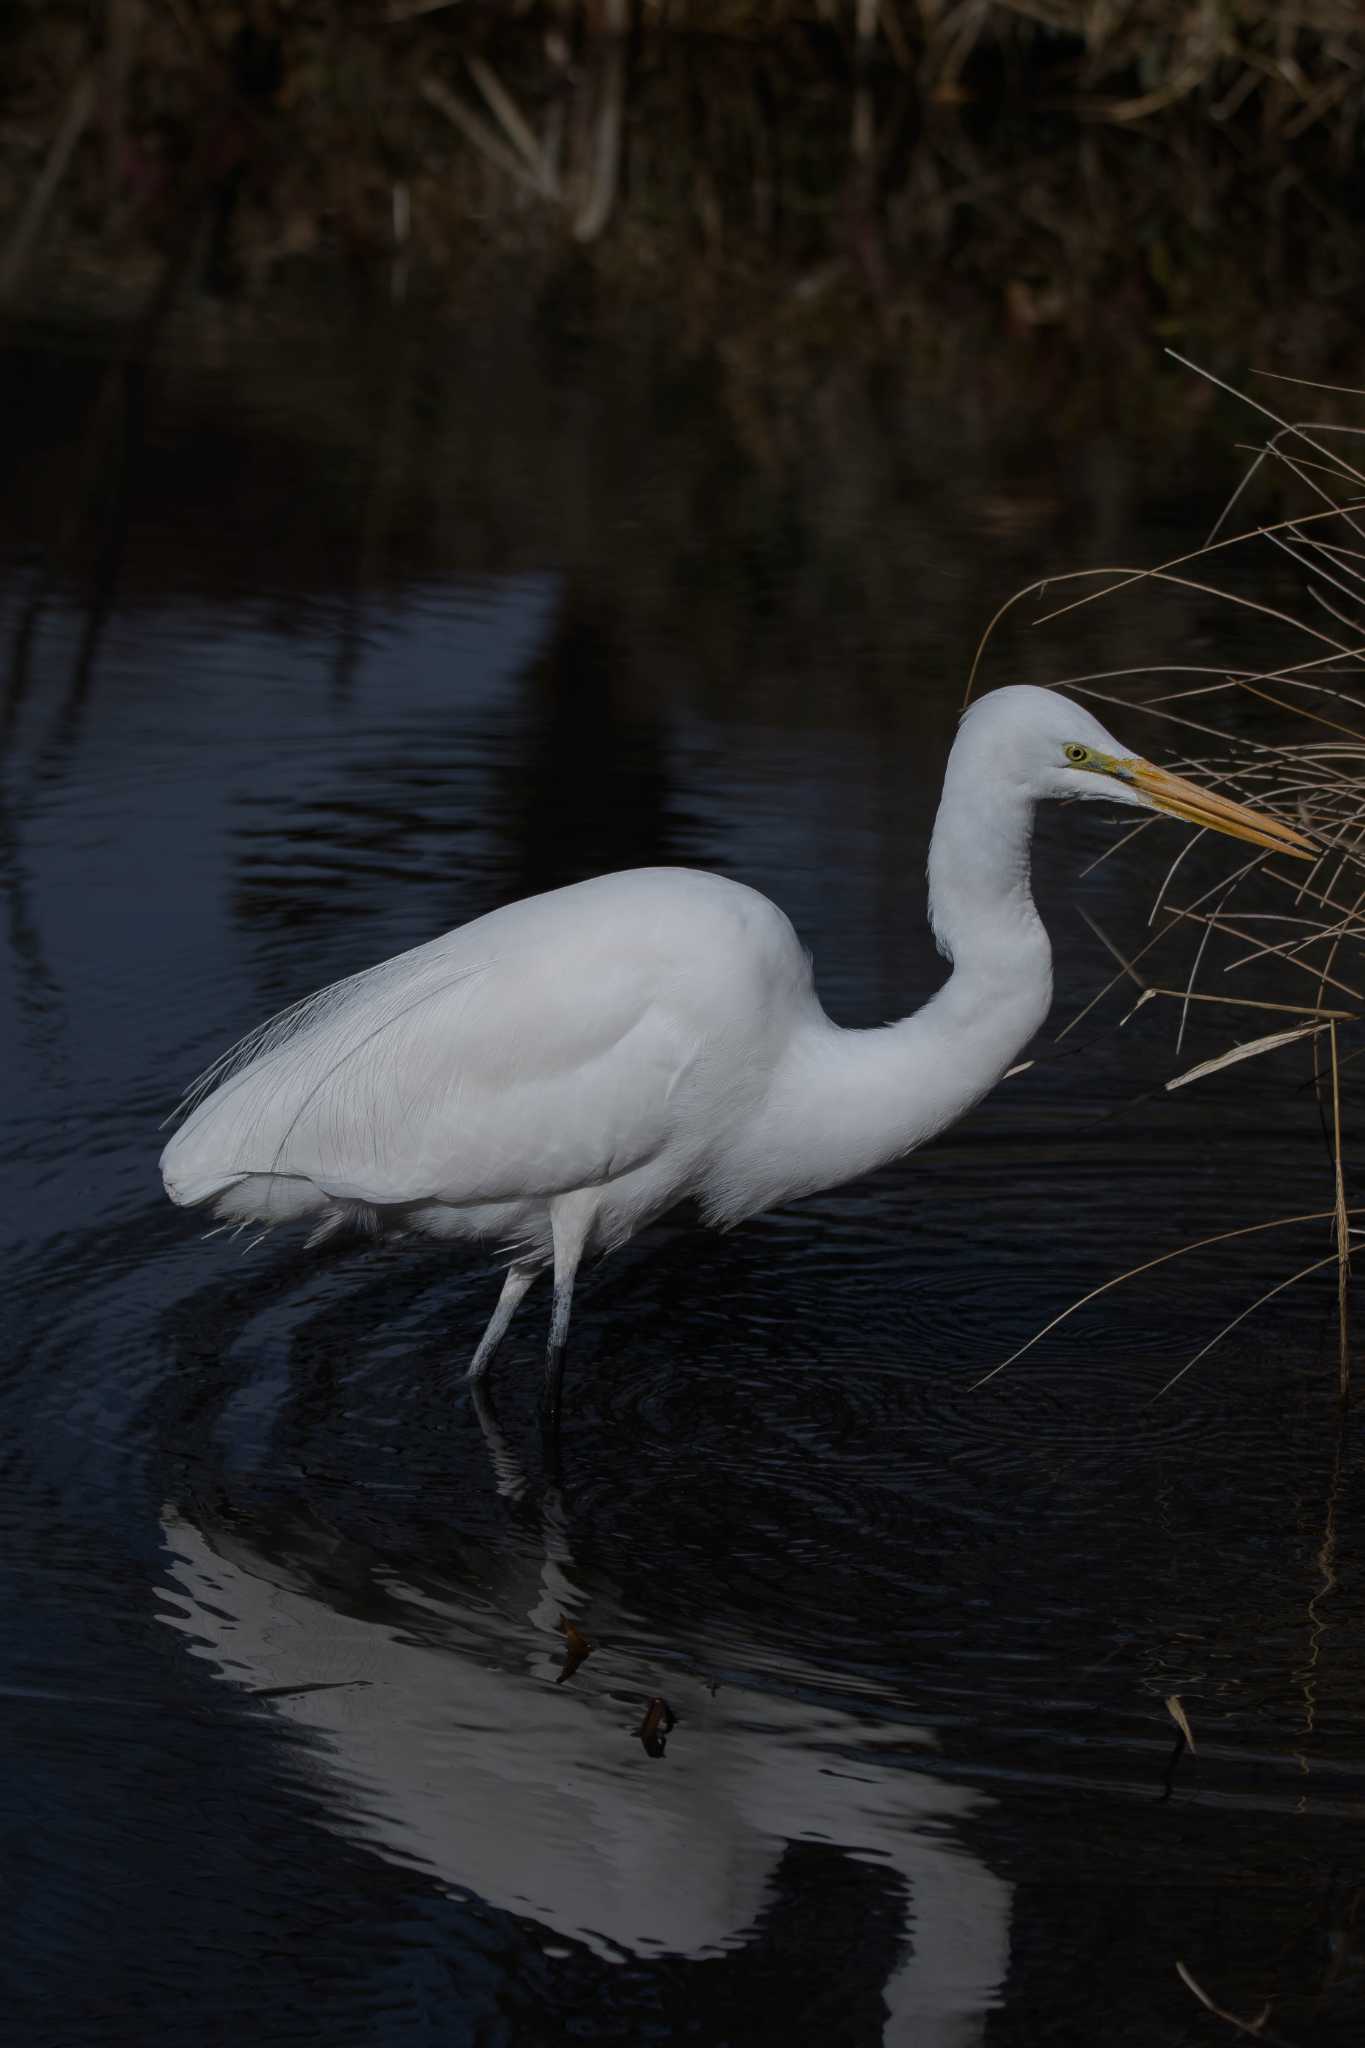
<box><xmin>963</xmin><ymin>685</ymin><xmax>1314</xmax><ymax>860</ymax></box>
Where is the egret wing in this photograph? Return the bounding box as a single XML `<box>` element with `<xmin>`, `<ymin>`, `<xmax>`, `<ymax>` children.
<box><xmin>161</xmin><ymin>923</ymin><xmax>689</xmax><ymax>1211</ymax></box>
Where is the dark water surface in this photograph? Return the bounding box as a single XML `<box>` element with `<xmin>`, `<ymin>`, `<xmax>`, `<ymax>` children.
<box><xmin>2</xmin><ymin>304</ymin><xmax>1362</xmax><ymax>2046</ymax></box>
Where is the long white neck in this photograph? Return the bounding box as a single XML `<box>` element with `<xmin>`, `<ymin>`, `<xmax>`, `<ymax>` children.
<box><xmin>719</xmin><ymin>745</ymin><xmax>1053</xmax><ymax>1219</ymax></box>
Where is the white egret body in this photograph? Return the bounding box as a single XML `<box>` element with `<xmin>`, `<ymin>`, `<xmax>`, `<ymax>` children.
<box><xmin>161</xmin><ymin>685</ymin><xmax>1311</xmax><ymax>1405</ymax></box>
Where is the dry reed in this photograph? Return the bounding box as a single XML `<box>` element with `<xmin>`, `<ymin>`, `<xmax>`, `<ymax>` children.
<box><xmin>974</xmin><ymin>356</ymin><xmax>1365</xmax><ymax>1397</ymax></box>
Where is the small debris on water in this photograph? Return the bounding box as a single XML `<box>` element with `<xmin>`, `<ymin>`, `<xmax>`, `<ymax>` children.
<box><xmin>555</xmin><ymin>1614</ymin><xmax>593</xmax><ymax>1685</ymax></box>
<box><xmin>636</xmin><ymin>1696</ymin><xmax>676</xmax><ymax>1758</ymax></box>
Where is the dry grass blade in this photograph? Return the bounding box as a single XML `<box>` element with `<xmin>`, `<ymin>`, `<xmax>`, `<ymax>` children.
<box><xmin>1175</xmin><ymin>1962</ymin><xmax>1299</xmax><ymax>2046</ymax></box>
<box><xmin>1262</xmin><ymin>860</ymin><xmax>1365</xmax><ymax>928</ymax></box>
<box><xmin>1055</xmin><ymin>855</ymin><xmax>1308</xmax><ymax>1044</ymax></box>
<box><xmin>1151</xmin><ymin>1251</ymin><xmax>1343</xmax><ymax>1401</ymax></box>
<box><xmin>1164</xmin><ymin>1694</ymin><xmax>1196</xmax><ymax>1752</ymax></box>
<box><xmin>1055</xmin><ymin>921</ymin><xmax>1176</xmax><ymax>1040</ymax></box>
<box><xmin>1166</xmin><ymin>349</ymin><xmax>1365</xmax><ymax>491</ymax></box>
<box><xmin>1329</xmin><ymin>1022</ymin><xmax>1351</xmax><ymax>1400</ymax></box>
<box><xmin>1242</xmin><ymin>434</ymin><xmax>1365</xmax><ymax>548</ymax></box>
<box><xmin>1078</xmin><ymin>813</ymin><xmax>1159</xmax><ymax>878</ymax></box>
<box><xmin>970</xmin><ymin>1212</ymin><xmax>1337</xmax><ymax>1390</ymax></box>
<box><xmin>1221</xmin><ymin>909</ymin><xmax>1365</xmax><ymax>977</ymax></box>
<box><xmin>0</xmin><ymin>70</ymin><xmax>97</xmax><ymax>298</ymax></box>
<box><xmin>1165</xmin><ymin>1024</ymin><xmax>1329</xmax><ymax>1092</ymax></box>
<box><xmin>1174</xmin><ymin>882</ymin><xmax>1226</xmax><ymax>1055</ymax></box>
<box><xmin>1077</xmin><ymin>908</ymin><xmax>1147</xmax><ymax>989</ymax></box>
<box><xmin>1148</xmin><ymin>989</ymin><xmax>1354</xmax><ymax>1018</ymax></box>
<box><xmin>420</xmin><ymin>76</ymin><xmax>552</xmax><ymax>199</ymax></box>
<box><xmin>1030</xmin><ymin>500</ymin><xmax>1365</xmax><ymax>630</ymax></box>
<box><xmin>1253</xmin><ymin>370</ymin><xmax>1365</xmax><ymax>399</ymax></box>
<box><xmin>466</xmin><ymin>55</ymin><xmax>559</xmax><ymax>198</ymax></box>
<box><xmin>1164</xmin><ymin>905</ymin><xmax>1365</xmax><ymax>1004</ymax></box>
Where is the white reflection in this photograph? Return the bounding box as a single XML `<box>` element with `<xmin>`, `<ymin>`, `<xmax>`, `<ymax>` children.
<box><xmin>159</xmin><ymin>1435</ymin><xmax>1010</xmax><ymax>2045</ymax></box>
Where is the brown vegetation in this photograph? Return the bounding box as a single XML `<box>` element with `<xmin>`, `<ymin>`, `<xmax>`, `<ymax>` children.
<box><xmin>5</xmin><ymin>4</ymin><xmax>1365</xmax><ymax>407</ymax></box>
<box><xmin>975</xmin><ymin>358</ymin><xmax>1365</xmax><ymax>1396</ymax></box>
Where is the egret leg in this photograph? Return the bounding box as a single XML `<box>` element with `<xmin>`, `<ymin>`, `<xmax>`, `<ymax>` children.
<box><xmin>543</xmin><ymin>1203</ymin><xmax>590</xmax><ymax>1426</ymax></box>
<box><xmin>466</xmin><ymin>1263</ymin><xmax>539</xmax><ymax>1383</ymax></box>
<box><xmin>543</xmin><ymin>1275</ymin><xmax>575</xmax><ymax>1426</ymax></box>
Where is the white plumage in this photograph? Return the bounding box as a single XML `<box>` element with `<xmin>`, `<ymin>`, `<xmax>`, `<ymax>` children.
<box><xmin>161</xmin><ymin>684</ymin><xmax>1310</xmax><ymax>1409</ymax></box>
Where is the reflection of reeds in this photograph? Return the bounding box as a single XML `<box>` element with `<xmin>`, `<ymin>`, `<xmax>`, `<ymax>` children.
<box><xmin>976</xmin><ymin>361</ymin><xmax>1365</xmax><ymax>1395</ymax></box>
<box><xmin>0</xmin><ymin>66</ymin><xmax>95</xmax><ymax>298</ymax></box>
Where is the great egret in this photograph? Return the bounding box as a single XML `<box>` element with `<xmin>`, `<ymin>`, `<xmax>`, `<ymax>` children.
<box><xmin>161</xmin><ymin>684</ymin><xmax>1311</xmax><ymax>1411</ymax></box>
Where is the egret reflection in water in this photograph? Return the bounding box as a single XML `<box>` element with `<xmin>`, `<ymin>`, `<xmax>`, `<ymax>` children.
<box><xmin>157</xmin><ymin>1400</ymin><xmax>1012</xmax><ymax>2045</ymax></box>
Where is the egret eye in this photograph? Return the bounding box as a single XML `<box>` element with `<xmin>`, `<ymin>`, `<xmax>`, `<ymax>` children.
<box><xmin>1063</xmin><ymin>743</ymin><xmax>1091</xmax><ymax>765</ymax></box>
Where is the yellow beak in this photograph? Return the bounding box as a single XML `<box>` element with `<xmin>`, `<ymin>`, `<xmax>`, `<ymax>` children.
<box><xmin>1122</xmin><ymin>760</ymin><xmax>1316</xmax><ymax>861</ymax></box>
